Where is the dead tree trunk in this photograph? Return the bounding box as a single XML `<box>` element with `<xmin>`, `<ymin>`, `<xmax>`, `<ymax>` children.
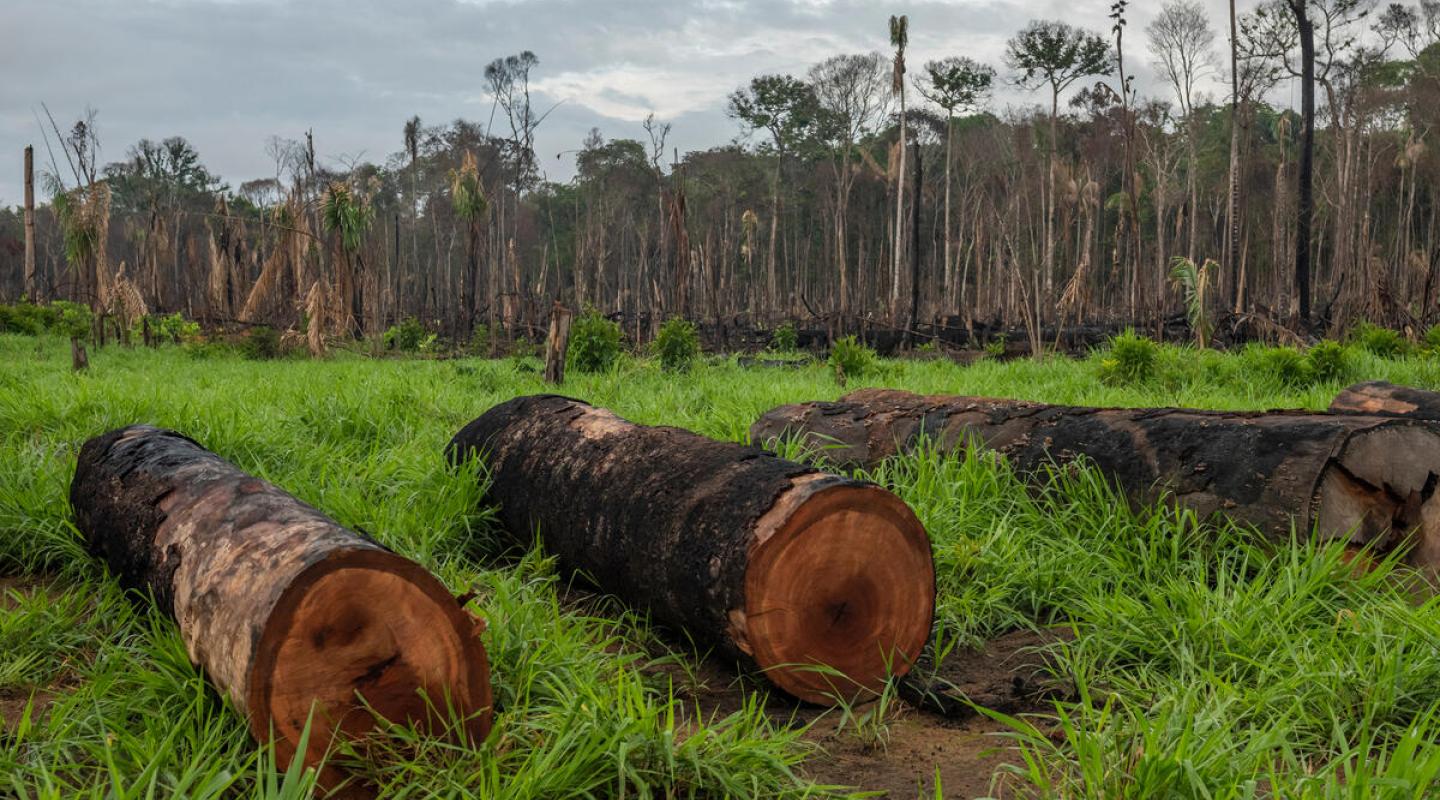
<box><xmin>24</xmin><ymin>145</ymin><xmax>37</xmax><ymax>302</ymax></box>
<box><xmin>1331</xmin><ymin>382</ymin><xmax>1440</xmax><ymax>419</ymax></box>
<box><xmin>71</xmin><ymin>426</ymin><xmax>492</xmax><ymax>787</ymax></box>
<box><xmin>447</xmin><ymin>395</ymin><xmax>934</xmax><ymax>703</ymax></box>
<box><xmin>543</xmin><ymin>301</ymin><xmax>573</xmax><ymax>384</ymax></box>
<box><xmin>752</xmin><ymin>389</ymin><xmax>1440</xmax><ymax>572</ymax></box>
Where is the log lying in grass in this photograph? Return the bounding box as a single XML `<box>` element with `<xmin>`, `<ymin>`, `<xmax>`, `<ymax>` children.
<box><xmin>446</xmin><ymin>395</ymin><xmax>934</xmax><ymax>704</ymax></box>
<box><xmin>752</xmin><ymin>388</ymin><xmax>1440</xmax><ymax>570</ymax></box>
<box><xmin>71</xmin><ymin>426</ymin><xmax>492</xmax><ymax>786</ymax></box>
<box><xmin>1331</xmin><ymin>381</ymin><xmax>1440</xmax><ymax>419</ymax></box>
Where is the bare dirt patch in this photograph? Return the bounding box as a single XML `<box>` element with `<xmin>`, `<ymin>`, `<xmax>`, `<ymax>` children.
<box><xmin>650</xmin><ymin>627</ymin><xmax>1072</xmax><ymax>798</ymax></box>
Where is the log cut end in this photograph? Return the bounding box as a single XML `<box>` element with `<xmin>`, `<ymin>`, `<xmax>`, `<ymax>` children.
<box><xmin>248</xmin><ymin>548</ymin><xmax>493</xmax><ymax>780</ymax></box>
<box><xmin>1313</xmin><ymin>420</ymin><xmax>1440</xmax><ymax>576</ymax></box>
<box><xmin>743</xmin><ymin>479</ymin><xmax>934</xmax><ymax>704</ymax></box>
<box><xmin>1330</xmin><ymin>381</ymin><xmax>1440</xmax><ymax>419</ymax></box>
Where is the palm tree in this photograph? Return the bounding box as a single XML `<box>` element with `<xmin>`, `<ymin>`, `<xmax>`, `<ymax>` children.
<box><xmin>889</xmin><ymin>14</ymin><xmax>909</xmax><ymax>322</ymax></box>
<box><xmin>321</xmin><ymin>182</ymin><xmax>374</xmax><ymax>337</ymax></box>
<box><xmin>450</xmin><ymin>151</ymin><xmax>489</xmax><ymax>339</ymax></box>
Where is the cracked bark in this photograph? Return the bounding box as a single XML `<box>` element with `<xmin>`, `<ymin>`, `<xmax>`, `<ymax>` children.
<box><xmin>71</xmin><ymin>425</ymin><xmax>491</xmax><ymax>794</ymax></box>
<box><xmin>447</xmin><ymin>395</ymin><xmax>934</xmax><ymax>703</ymax></box>
<box><xmin>752</xmin><ymin>389</ymin><xmax>1440</xmax><ymax>573</ymax></box>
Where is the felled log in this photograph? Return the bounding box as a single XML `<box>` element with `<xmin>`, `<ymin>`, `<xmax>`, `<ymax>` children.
<box><xmin>446</xmin><ymin>395</ymin><xmax>934</xmax><ymax>704</ymax></box>
<box><xmin>752</xmin><ymin>389</ymin><xmax>1440</xmax><ymax>569</ymax></box>
<box><xmin>1331</xmin><ymin>381</ymin><xmax>1440</xmax><ymax>419</ymax></box>
<box><xmin>72</xmin><ymin>426</ymin><xmax>492</xmax><ymax>787</ymax></box>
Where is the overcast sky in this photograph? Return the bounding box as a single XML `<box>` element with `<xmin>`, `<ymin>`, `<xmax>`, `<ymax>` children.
<box><xmin>0</xmin><ymin>0</ymin><xmax>1263</xmax><ymax>206</ymax></box>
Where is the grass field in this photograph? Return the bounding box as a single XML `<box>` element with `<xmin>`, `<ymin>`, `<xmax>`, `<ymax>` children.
<box><xmin>6</xmin><ymin>333</ymin><xmax>1440</xmax><ymax>798</ymax></box>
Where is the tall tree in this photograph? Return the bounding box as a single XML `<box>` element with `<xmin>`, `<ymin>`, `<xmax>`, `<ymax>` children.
<box><xmin>918</xmin><ymin>57</ymin><xmax>995</xmax><ymax>312</ymax></box>
<box><xmin>1292</xmin><ymin>0</ymin><xmax>1317</xmax><ymax>323</ymax></box>
<box><xmin>727</xmin><ymin>74</ymin><xmax>820</xmax><ymax>319</ymax></box>
<box><xmin>1147</xmin><ymin>0</ymin><xmax>1219</xmax><ymax>264</ymax></box>
<box><xmin>321</xmin><ymin>182</ymin><xmax>374</xmax><ymax>337</ymax></box>
<box><xmin>808</xmin><ymin>52</ymin><xmax>891</xmax><ymax>330</ymax></box>
<box><xmin>889</xmin><ymin>14</ymin><xmax>909</xmax><ymax>321</ymax></box>
<box><xmin>1005</xmin><ymin>20</ymin><xmax>1112</xmax><ymax>318</ymax></box>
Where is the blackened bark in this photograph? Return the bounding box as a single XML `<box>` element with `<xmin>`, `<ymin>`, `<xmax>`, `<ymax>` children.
<box><xmin>448</xmin><ymin>395</ymin><xmax>934</xmax><ymax>702</ymax></box>
<box><xmin>752</xmin><ymin>389</ymin><xmax>1440</xmax><ymax>567</ymax></box>
<box><xmin>72</xmin><ymin>425</ymin><xmax>491</xmax><ymax>789</ymax></box>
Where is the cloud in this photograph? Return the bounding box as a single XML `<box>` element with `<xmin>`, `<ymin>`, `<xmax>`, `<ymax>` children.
<box><xmin>0</xmin><ymin>0</ymin><xmax>1242</xmax><ymax>205</ymax></box>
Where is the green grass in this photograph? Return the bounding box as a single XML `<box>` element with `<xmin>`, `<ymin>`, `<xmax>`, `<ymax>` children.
<box><xmin>5</xmin><ymin>334</ymin><xmax>1440</xmax><ymax>797</ymax></box>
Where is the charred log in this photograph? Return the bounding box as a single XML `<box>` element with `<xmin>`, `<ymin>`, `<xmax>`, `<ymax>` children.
<box><xmin>447</xmin><ymin>395</ymin><xmax>934</xmax><ymax>704</ymax></box>
<box><xmin>71</xmin><ymin>426</ymin><xmax>492</xmax><ymax>790</ymax></box>
<box><xmin>752</xmin><ymin>389</ymin><xmax>1440</xmax><ymax>573</ymax></box>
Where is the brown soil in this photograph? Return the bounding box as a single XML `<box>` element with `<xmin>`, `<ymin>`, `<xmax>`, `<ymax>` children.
<box><xmin>649</xmin><ymin>627</ymin><xmax>1073</xmax><ymax>799</ymax></box>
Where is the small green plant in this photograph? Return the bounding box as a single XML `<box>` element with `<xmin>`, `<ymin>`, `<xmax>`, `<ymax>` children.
<box><xmin>569</xmin><ymin>310</ymin><xmax>624</xmax><ymax>372</ymax></box>
<box><xmin>829</xmin><ymin>335</ymin><xmax>875</xmax><ymax>382</ymax></box>
<box><xmin>770</xmin><ymin>322</ymin><xmax>798</xmax><ymax>351</ymax></box>
<box><xmin>469</xmin><ymin>323</ymin><xmax>491</xmax><ymax>355</ymax></box>
<box><xmin>52</xmin><ymin>301</ymin><xmax>93</xmax><ymax>341</ymax></box>
<box><xmin>133</xmin><ymin>312</ymin><xmax>200</xmax><ymax>344</ymax></box>
<box><xmin>1424</xmin><ymin>324</ymin><xmax>1440</xmax><ymax>355</ymax></box>
<box><xmin>984</xmin><ymin>333</ymin><xmax>1007</xmax><ymax>359</ymax></box>
<box><xmin>1098</xmin><ymin>329</ymin><xmax>1159</xmax><ymax>385</ymax></box>
<box><xmin>383</xmin><ymin>317</ymin><xmax>429</xmax><ymax>352</ymax></box>
<box><xmin>1169</xmin><ymin>256</ymin><xmax>1218</xmax><ymax>348</ymax></box>
<box><xmin>916</xmin><ymin>340</ymin><xmax>939</xmax><ymax>356</ymax></box>
<box><xmin>1259</xmin><ymin>345</ymin><xmax>1314</xmax><ymax>388</ymax></box>
<box><xmin>1351</xmin><ymin>322</ymin><xmax>1410</xmax><ymax>358</ymax></box>
<box><xmin>653</xmin><ymin>317</ymin><xmax>700</xmax><ymax>371</ymax></box>
<box><xmin>241</xmin><ymin>325</ymin><xmax>282</xmax><ymax>360</ymax></box>
<box><xmin>1305</xmin><ymin>340</ymin><xmax>1352</xmax><ymax>383</ymax></box>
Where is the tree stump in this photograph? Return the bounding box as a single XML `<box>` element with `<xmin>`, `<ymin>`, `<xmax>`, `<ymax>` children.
<box><xmin>752</xmin><ymin>388</ymin><xmax>1440</xmax><ymax>572</ymax></box>
<box><xmin>71</xmin><ymin>426</ymin><xmax>492</xmax><ymax>789</ymax></box>
<box><xmin>447</xmin><ymin>395</ymin><xmax>934</xmax><ymax>703</ymax></box>
<box><xmin>543</xmin><ymin>302</ymin><xmax>573</xmax><ymax>385</ymax></box>
<box><xmin>1331</xmin><ymin>381</ymin><xmax>1440</xmax><ymax>419</ymax></box>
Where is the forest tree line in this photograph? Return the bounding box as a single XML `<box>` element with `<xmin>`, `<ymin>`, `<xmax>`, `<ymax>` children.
<box><xmin>4</xmin><ymin>0</ymin><xmax>1440</xmax><ymax>351</ymax></box>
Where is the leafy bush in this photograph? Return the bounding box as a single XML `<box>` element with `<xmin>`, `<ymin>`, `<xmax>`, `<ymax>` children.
<box><xmin>569</xmin><ymin>310</ymin><xmax>623</xmax><ymax>372</ymax></box>
<box><xmin>984</xmin><ymin>334</ymin><xmax>1007</xmax><ymax>359</ymax></box>
<box><xmin>241</xmin><ymin>325</ymin><xmax>282</xmax><ymax>360</ymax></box>
<box><xmin>1351</xmin><ymin>322</ymin><xmax>1410</xmax><ymax>358</ymax></box>
<box><xmin>1098</xmin><ymin>329</ymin><xmax>1159</xmax><ymax>385</ymax></box>
<box><xmin>1423</xmin><ymin>324</ymin><xmax>1440</xmax><ymax>354</ymax></box>
<box><xmin>653</xmin><ymin>318</ymin><xmax>700</xmax><ymax>371</ymax></box>
<box><xmin>469</xmin><ymin>323</ymin><xmax>491</xmax><ymax>355</ymax></box>
<box><xmin>829</xmin><ymin>335</ymin><xmax>875</xmax><ymax>379</ymax></box>
<box><xmin>770</xmin><ymin>322</ymin><xmax>798</xmax><ymax>351</ymax></box>
<box><xmin>132</xmin><ymin>312</ymin><xmax>200</xmax><ymax>344</ymax></box>
<box><xmin>0</xmin><ymin>301</ymin><xmax>76</xmax><ymax>336</ymax></box>
<box><xmin>52</xmin><ymin>301</ymin><xmax>93</xmax><ymax>340</ymax></box>
<box><xmin>383</xmin><ymin>317</ymin><xmax>429</xmax><ymax>352</ymax></box>
<box><xmin>1256</xmin><ymin>346</ymin><xmax>1315</xmax><ymax>388</ymax></box>
<box><xmin>1305</xmin><ymin>340</ymin><xmax>1352</xmax><ymax>383</ymax></box>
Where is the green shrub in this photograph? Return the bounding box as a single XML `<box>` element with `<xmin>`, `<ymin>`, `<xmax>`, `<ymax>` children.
<box><xmin>241</xmin><ymin>325</ymin><xmax>282</xmax><ymax>360</ymax></box>
<box><xmin>653</xmin><ymin>318</ymin><xmax>700</xmax><ymax>371</ymax></box>
<box><xmin>133</xmin><ymin>312</ymin><xmax>200</xmax><ymax>344</ymax></box>
<box><xmin>1257</xmin><ymin>346</ymin><xmax>1315</xmax><ymax>388</ymax></box>
<box><xmin>383</xmin><ymin>317</ymin><xmax>429</xmax><ymax>352</ymax></box>
<box><xmin>52</xmin><ymin>301</ymin><xmax>92</xmax><ymax>340</ymax></box>
<box><xmin>569</xmin><ymin>310</ymin><xmax>623</xmax><ymax>372</ymax></box>
<box><xmin>1305</xmin><ymin>340</ymin><xmax>1352</xmax><ymax>383</ymax></box>
<box><xmin>829</xmin><ymin>335</ymin><xmax>875</xmax><ymax>379</ymax></box>
<box><xmin>984</xmin><ymin>334</ymin><xmax>1007</xmax><ymax>359</ymax></box>
<box><xmin>770</xmin><ymin>322</ymin><xmax>798</xmax><ymax>351</ymax></box>
<box><xmin>469</xmin><ymin>323</ymin><xmax>491</xmax><ymax>355</ymax></box>
<box><xmin>1098</xmin><ymin>330</ymin><xmax>1159</xmax><ymax>385</ymax></box>
<box><xmin>1423</xmin><ymin>324</ymin><xmax>1440</xmax><ymax>354</ymax></box>
<box><xmin>1351</xmin><ymin>322</ymin><xmax>1410</xmax><ymax>358</ymax></box>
